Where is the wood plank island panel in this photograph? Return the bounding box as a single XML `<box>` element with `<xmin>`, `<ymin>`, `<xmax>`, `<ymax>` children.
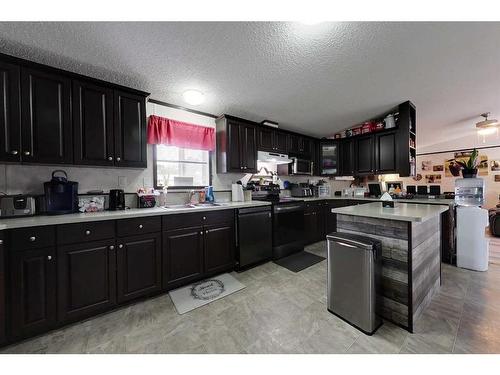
<box><xmin>336</xmin><ymin>212</ymin><xmax>443</xmax><ymax>332</ymax></box>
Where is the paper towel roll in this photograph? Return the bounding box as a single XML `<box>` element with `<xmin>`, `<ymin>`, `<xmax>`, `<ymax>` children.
<box><xmin>232</xmin><ymin>184</ymin><xmax>244</xmax><ymax>202</ymax></box>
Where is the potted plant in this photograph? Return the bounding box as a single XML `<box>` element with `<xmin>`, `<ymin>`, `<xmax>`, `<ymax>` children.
<box><xmin>455</xmin><ymin>148</ymin><xmax>479</xmax><ymax>178</ymax></box>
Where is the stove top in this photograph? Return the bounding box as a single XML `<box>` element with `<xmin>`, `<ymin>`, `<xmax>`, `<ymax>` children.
<box><xmin>252</xmin><ymin>196</ymin><xmax>302</xmax><ymax>204</ymax></box>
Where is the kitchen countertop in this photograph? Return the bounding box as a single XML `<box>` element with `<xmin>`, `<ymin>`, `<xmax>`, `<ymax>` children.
<box><xmin>0</xmin><ymin>200</ymin><xmax>271</xmax><ymax>231</ymax></box>
<box><xmin>331</xmin><ymin>201</ymin><xmax>449</xmax><ymax>222</ymax></box>
<box><xmin>292</xmin><ymin>196</ymin><xmax>455</xmax><ymax>205</ymax></box>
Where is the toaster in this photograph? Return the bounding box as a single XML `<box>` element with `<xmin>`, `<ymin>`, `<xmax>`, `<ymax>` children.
<box><xmin>0</xmin><ymin>195</ymin><xmax>36</xmax><ymax>218</ymax></box>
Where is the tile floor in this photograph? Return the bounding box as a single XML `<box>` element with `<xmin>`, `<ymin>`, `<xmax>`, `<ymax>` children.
<box><xmin>2</xmin><ymin>241</ymin><xmax>500</xmax><ymax>354</ymax></box>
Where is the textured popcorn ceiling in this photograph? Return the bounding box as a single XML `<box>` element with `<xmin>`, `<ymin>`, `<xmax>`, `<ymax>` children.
<box><xmin>1</xmin><ymin>22</ymin><xmax>500</xmax><ymax>150</ymax></box>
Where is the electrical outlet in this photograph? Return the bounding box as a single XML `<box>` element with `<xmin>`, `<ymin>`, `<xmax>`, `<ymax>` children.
<box><xmin>118</xmin><ymin>176</ymin><xmax>128</xmax><ymax>189</ymax></box>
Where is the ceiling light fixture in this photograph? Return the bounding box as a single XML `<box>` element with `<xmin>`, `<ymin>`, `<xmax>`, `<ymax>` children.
<box><xmin>476</xmin><ymin>112</ymin><xmax>499</xmax><ymax>142</ymax></box>
<box><xmin>182</xmin><ymin>90</ymin><xmax>205</xmax><ymax>106</ymax></box>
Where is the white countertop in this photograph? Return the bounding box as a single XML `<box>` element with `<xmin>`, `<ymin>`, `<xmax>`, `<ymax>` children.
<box><xmin>0</xmin><ymin>201</ymin><xmax>271</xmax><ymax>231</ymax></box>
<box><xmin>296</xmin><ymin>196</ymin><xmax>454</xmax><ymax>205</ymax></box>
<box><xmin>331</xmin><ymin>202</ymin><xmax>449</xmax><ymax>222</ymax></box>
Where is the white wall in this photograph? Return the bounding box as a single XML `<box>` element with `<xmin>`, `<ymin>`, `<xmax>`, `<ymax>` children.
<box><xmin>376</xmin><ymin>147</ymin><xmax>500</xmax><ymax>208</ymax></box>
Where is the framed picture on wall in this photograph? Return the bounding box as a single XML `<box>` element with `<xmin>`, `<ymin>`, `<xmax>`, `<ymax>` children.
<box><xmin>491</xmin><ymin>160</ymin><xmax>500</xmax><ymax>171</ymax></box>
<box><xmin>385</xmin><ymin>181</ymin><xmax>403</xmax><ymax>191</ymax></box>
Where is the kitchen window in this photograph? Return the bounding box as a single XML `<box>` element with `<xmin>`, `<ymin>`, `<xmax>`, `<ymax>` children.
<box><xmin>154</xmin><ymin>145</ymin><xmax>211</xmax><ymax>188</ymax></box>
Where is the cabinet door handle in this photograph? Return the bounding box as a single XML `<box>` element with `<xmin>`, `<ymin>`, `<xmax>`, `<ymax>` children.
<box><xmin>109</xmin><ymin>245</ymin><xmax>115</xmax><ymax>250</ymax></box>
<box><xmin>205</xmin><ymin>230</ymin><xmax>209</xmax><ymax>234</ymax></box>
<box><xmin>11</xmin><ymin>150</ymin><xmax>18</xmax><ymax>155</ymax></box>
<box><xmin>138</xmin><ymin>224</ymin><xmax>143</xmax><ymax>229</ymax></box>
<box><xmin>85</xmin><ymin>230</ymin><xmax>91</xmax><ymax>235</ymax></box>
<box><xmin>108</xmin><ymin>156</ymin><xmax>113</xmax><ymax>161</ymax></box>
<box><xmin>47</xmin><ymin>255</ymin><xmax>52</xmax><ymax>261</ymax></box>
<box><xmin>268</xmin><ymin>212</ymin><xmax>271</xmax><ymax>218</ymax></box>
<box><xmin>23</xmin><ymin>151</ymin><xmax>30</xmax><ymax>156</ymax></box>
<box><xmin>29</xmin><ymin>236</ymin><xmax>36</xmax><ymax>242</ymax></box>
<box><xmin>0</xmin><ymin>239</ymin><xmax>3</xmax><ymax>245</ymax></box>
<box><xmin>119</xmin><ymin>244</ymin><xmax>123</xmax><ymax>249</ymax></box>
<box><xmin>116</xmin><ymin>157</ymin><xmax>121</xmax><ymax>162</ymax></box>
<box><xmin>200</xmin><ymin>231</ymin><xmax>204</xmax><ymax>235</ymax></box>
<box><xmin>202</xmin><ymin>216</ymin><xmax>206</xmax><ymax>220</ymax></box>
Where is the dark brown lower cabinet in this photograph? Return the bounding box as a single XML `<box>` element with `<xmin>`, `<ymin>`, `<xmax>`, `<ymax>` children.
<box><xmin>117</xmin><ymin>233</ymin><xmax>162</xmax><ymax>303</ymax></box>
<box><xmin>57</xmin><ymin>239</ymin><xmax>116</xmax><ymax>323</ymax></box>
<box><xmin>304</xmin><ymin>201</ymin><xmax>328</xmax><ymax>244</ymax></box>
<box><xmin>204</xmin><ymin>224</ymin><xmax>234</xmax><ymax>274</ymax></box>
<box><xmin>10</xmin><ymin>247</ymin><xmax>57</xmax><ymax>339</ymax></box>
<box><xmin>0</xmin><ymin>234</ymin><xmax>5</xmax><ymax>345</ymax></box>
<box><xmin>304</xmin><ymin>209</ymin><xmax>319</xmax><ymax>245</ymax></box>
<box><xmin>163</xmin><ymin>227</ymin><xmax>204</xmax><ymax>289</ymax></box>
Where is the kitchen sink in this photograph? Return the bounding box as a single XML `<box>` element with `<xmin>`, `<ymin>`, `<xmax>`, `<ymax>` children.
<box><xmin>163</xmin><ymin>204</ymin><xmax>197</xmax><ymax>209</ymax></box>
<box><xmin>193</xmin><ymin>202</ymin><xmax>223</xmax><ymax>207</ymax></box>
<box><xmin>163</xmin><ymin>202</ymin><xmax>224</xmax><ymax>209</ymax></box>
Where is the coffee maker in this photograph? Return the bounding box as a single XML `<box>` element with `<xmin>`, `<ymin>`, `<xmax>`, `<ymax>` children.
<box><xmin>109</xmin><ymin>189</ymin><xmax>125</xmax><ymax>210</ymax></box>
<box><xmin>44</xmin><ymin>170</ymin><xmax>79</xmax><ymax>215</ymax></box>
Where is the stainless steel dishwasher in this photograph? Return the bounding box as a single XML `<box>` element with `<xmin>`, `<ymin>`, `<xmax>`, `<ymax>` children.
<box><xmin>327</xmin><ymin>232</ymin><xmax>382</xmax><ymax>335</ymax></box>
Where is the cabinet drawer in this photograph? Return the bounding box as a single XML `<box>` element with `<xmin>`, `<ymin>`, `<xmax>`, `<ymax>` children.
<box><xmin>163</xmin><ymin>209</ymin><xmax>235</xmax><ymax>231</ymax></box>
<box><xmin>57</xmin><ymin>221</ymin><xmax>115</xmax><ymax>245</ymax></box>
<box><xmin>10</xmin><ymin>226</ymin><xmax>55</xmax><ymax>250</ymax></box>
<box><xmin>117</xmin><ymin>216</ymin><xmax>161</xmax><ymax>237</ymax></box>
<box><xmin>205</xmin><ymin>209</ymin><xmax>234</xmax><ymax>225</ymax></box>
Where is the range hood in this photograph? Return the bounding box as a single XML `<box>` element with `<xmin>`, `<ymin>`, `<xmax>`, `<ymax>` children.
<box><xmin>257</xmin><ymin>151</ymin><xmax>292</xmax><ymax>165</ymax></box>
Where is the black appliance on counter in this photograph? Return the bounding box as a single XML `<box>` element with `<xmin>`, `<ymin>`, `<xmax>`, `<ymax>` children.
<box><xmin>290</xmin><ymin>183</ymin><xmax>313</xmax><ymax>198</ymax></box>
<box><xmin>251</xmin><ymin>183</ymin><xmax>305</xmax><ymax>259</ymax></box>
<box><xmin>109</xmin><ymin>189</ymin><xmax>126</xmax><ymax>210</ymax></box>
<box><xmin>236</xmin><ymin>206</ymin><xmax>273</xmax><ymax>270</ymax></box>
<box><xmin>0</xmin><ymin>195</ymin><xmax>36</xmax><ymax>218</ymax></box>
<box><xmin>44</xmin><ymin>170</ymin><xmax>78</xmax><ymax>215</ymax></box>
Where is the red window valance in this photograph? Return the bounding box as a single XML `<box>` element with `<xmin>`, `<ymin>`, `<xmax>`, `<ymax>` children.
<box><xmin>147</xmin><ymin>115</ymin><xmax>215</xmax><ymax>151</ymax></box>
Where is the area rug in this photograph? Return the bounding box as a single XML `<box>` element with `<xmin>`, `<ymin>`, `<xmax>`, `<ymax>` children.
<box><xmin>169</xmin><ymin>273</ymin><xmax>246</xmax><ymax>314</ymax></box>
<box><xmin>274</xmin><ymin>251</ymin><xmax>325</xmax><ymax>273</ymax></box>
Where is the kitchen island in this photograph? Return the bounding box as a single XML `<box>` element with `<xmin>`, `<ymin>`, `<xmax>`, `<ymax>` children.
<box><xmin>331</xmin><ymin>202</ymin><xmax>449</xmax><ymax>332</ymax></box>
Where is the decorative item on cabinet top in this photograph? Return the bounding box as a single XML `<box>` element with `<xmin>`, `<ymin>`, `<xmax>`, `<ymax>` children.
<box><xmin>0</xmin><ymin>52</ymin><xmax>149</xmax><ymax>168</ymax></box>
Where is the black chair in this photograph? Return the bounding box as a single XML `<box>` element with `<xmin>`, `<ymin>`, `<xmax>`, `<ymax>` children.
<box><xmin>417</xmin><ymin>186</ymin><xmax>428</xmax><ymax>195</ymax></box>
<box><xmin>429</xmin><ymin>185</ymin><xmax>441</xmax><ymax>196</ymax></box>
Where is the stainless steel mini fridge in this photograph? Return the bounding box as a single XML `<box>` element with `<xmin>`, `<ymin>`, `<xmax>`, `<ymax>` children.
<box><xmin>327</xmin><ymin>232</ymin><xmax>382</xmax><ymax>335</ymax></box>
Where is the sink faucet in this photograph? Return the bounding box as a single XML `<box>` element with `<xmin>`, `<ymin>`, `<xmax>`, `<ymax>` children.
<box><xmin>189</xmin><ymin>190</ymin><xmax>198</xmax><ymax>204</ymax></box>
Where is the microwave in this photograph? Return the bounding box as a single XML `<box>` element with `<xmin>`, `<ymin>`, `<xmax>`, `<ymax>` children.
<box><xmin>290</xmin><ymin>157</ymin><xmax>314</xmax><ymax>175</ymax></box>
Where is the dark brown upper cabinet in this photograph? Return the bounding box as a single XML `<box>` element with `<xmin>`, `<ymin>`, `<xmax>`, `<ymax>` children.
<box><xmin>216</xmin><ymin>116</ymin><xmax>258</xmax><ymax>173</ymax></box>
<box><xmin>340</xmin><ymin>139</ymin><xmax>355</xmax><ymax>176</ymax></box>
<box><xmin>355</xmin><ymin>134</ymin><xmax>374</xmax><ymax>175</ymax></box>
<box><xmin>288</xmin><ymin>134</ymin><xmax>312</xmax><ymax>157</ymax></box>
<box><xmin>0</xmin><ymin>61</ymin><xmax>21</xmax><ymax>162</ymax></box>
<box><xmin>0</xmin><ymin>52</ymin><xmax>149</xmax><ymax>169</ymax></box>
<box><xmin>257</xmin><ymin>127</ymin><xmax>288</xmax><ymax>154</ymax></box>
<box><xmin>20</xmin><ymin>67</ymin><xmax>73</xmax><ymax>164</ymax></box>
<box><xmin>114</xmin><ymin>90</ymin><xmax>147</xmax><ymax>168</ymax></box>
<box><xmin>374</xmin><ymin>131</ymin><xmax>397</xmax><ymax>174</ymax></box>
<box><xmin>73</xmin><ymin>80</ymin><xmax>114</xmax><ymax>166</ymax></box>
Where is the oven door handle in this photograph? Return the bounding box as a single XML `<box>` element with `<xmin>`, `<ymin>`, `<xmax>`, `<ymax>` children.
<box><xmin>274</xmin><ymin>205</ymin><xmax>303</xmax><ymax>213</ymax></box>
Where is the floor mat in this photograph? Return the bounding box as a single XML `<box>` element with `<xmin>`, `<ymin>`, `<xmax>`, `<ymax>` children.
<box><xmin>168</xmin><ymin>273</ymin><xmax>246</xmax><ymax>314</ymax></box>
<box><xmin>274</xmin><ymin>251</ymin><xmax>325</xmax><ymax>272</ymax></box>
